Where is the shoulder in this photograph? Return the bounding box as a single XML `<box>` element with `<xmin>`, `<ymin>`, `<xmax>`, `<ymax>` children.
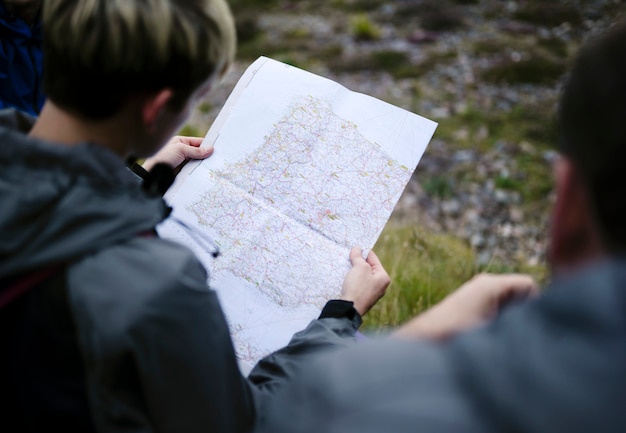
<box><xmin>74</xmin><ymin>235</ymin><xmax>208</xmax><ymax>289</ymax></box>
<box><xmin>66</xmin><ymin>236</ymin><xmax>215</xmax><ymax>333</ymax></box>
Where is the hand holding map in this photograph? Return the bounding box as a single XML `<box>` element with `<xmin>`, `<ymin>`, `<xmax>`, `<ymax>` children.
<box><xmin>341</xmin><ymin>247</ymin><xmax>390</xmax><ymax>316</ymax></box>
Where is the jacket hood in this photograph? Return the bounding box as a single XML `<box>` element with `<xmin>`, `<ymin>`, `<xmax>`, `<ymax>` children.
<box><xmin>0</xmin><ymin>109</ymin><xmax>170</xmax><ymax>279</ymax></box>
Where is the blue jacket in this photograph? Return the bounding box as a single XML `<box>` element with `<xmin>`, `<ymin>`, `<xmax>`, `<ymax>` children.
<box><xmin>0</xmin><ymin>3</ymin><xmax>44</xmax><ymax>116</ymax></box>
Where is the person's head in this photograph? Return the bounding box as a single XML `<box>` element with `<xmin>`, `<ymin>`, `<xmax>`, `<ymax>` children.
<box><xmin>550</xmin><ymin>20</ymin><xmax>626</xmax><ymax>271</ymax></box>
<box><xmin>42</xmin><ymin>0</ymin><xmax>236</xmax><ymax>156</ymax></box>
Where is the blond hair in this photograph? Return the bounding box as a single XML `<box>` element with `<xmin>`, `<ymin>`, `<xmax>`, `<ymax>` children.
<box><xmin>43</xmin><ymin>0</ymin><xmax>236</xmax><ymax>118</ymax></box>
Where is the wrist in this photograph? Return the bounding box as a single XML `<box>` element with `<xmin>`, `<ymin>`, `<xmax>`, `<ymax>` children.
<box><xmin>319</xmin><ymin>300</ymin><xmax>362</xmax><ymax>327</ymax></box>
<box><xmin>128</xmin><ymin>159</ymin><xmax>149</xmax><ymax>180</ymax></box>
<box><xmin>339</xmin><ymin>295</ymin><xmax>366</xmax><ymax>316</ymax></box>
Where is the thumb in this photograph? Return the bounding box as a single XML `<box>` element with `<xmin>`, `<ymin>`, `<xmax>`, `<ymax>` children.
<box><xmin>365</xmin><ymin>250</ymin><xmax>383</xmax><ymax>272</ymax></box>
<box><xmin>349</xmin><ymin>246</ymin><xmax>367</xmax><ymax>267</ymax></box>
<box><xmin>183</xmin><ymin>144</ymin><xmax>214</xmax><ymax>161</ymax></box>
<box><xmin>178</xmin><ymin>136</ymin><xmax>204</xmax><ymax>147</ymax></box>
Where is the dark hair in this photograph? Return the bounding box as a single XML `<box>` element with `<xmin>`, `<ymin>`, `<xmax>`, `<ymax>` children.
<box><xmin>42</xmin><ymin>0</ymin><xmax>236</xmax><ymax>119</ymax></box>
<box><xmin>557</xmin><ymin>20</ymin><xmax>626</xmax><ymax>252</ymax></box>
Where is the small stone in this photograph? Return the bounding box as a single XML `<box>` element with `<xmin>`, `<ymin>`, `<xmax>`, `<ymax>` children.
<box><xmin>527</xmin><ymin>256</ymin><xmax>540</xmax><ymax>267</ymax></box>
<box><xmin>464</xmin><ymin>208</ymin><xmax>480</xmax><ymax>224</ymax></box>
<box><xmin>519</xmin><ymin>140</ymin><xmax>536</xmax><ymax>155</ymax></box>
<box><xmin>543</xmin><ymin>150</ymin><xmax>559</xmax><ymax>163</ymax></box>
<box><xmin>509</xmin><ymin>207</ymin><xmax>523</xmax><ymax>222</ymax></box>
<box><xmin>454</xmin><ymin>150</ymin><xmax>474</xmax><ymax>162</ymax></box>
<box><xmin>470</xmin><ymin>233</ymin><xmax>485</xmax><ymax>248</ymax></box>
<box><xmin>441</xmin><ymin>199</ymin><xmax>461</xmax><ymax>216</ymax></box>
<box><xmin>430</xmin><ymin>106</ymin><xmax>450</xmax><ymax>119</ymax></box>
<box><xmin>453</xmin><ymin>102</ymin><xmax>468</xmax><ymax>115</ymax></box>
<box><xmin>494</xmin><ymin>189</ymin><xmax>509</xmax><ymax>203</ymax></box>
<box><xmin>505</xmin><ymin>1</ymin><xmax>518</xmax><ymax>13</ymax></box>
<box><xmin>474</xmin><ymin>126</ymin><xmax>489</xmax><ymax>142</ymax></box>
<box><xmin>499</xmin><ymin>20</ymin><xmax>535</xmax><ymax>34</ymax></box>
<box><xmin>379</xmin><ymin>3</ymin><xmax>395</xmax><ymax>16</ymax></box>
<box><xmin>477</xmin><ymin>251</ymin><xmax>492</xmax><ymax>266</ymax></box>
<box><xmin>453</xmin><ymin>128</ymin><xmax>470</xmax><ymax>141</ymax></box>
<box><xmin>498</xmin><ymin>223</ymin><xmax>514</xmax><ymax>238</ymax></box>
<box><xmin>408</xmin><ymin>30</ymin><xmax>438</xmax><ymax>44</ymax></box>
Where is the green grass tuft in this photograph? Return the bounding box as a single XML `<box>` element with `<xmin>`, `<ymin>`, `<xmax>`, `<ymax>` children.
<box><xmin>177</xmin><ymin>124</ymin><xmax>203</xmax><ymax>137</ymax></box>
<box><xmin>482</xmin><ymin>52</ymin><xmax>567</xmax><ymax>85</ymax></box>
<box><xmin>364</xmin><ymin>225</ymin><xmax>477</xmax><ymax>330</ymax></box>
<box><xmin>350</xmin><ymin>13</ymin><xmax>382</xmax><ymax>41</ymax></box>
<box><xmin>363</xmin><ymin>223</ymin><xmax>548</xmax><ymax>331</ymax></box>
<box><xmin>513</xmin><ymin>3</ymin><xmax>582</xmax><ymax>28</ymax></box>
<box><xmin>197</xmin><ymin>102</ymin><xmax>213</xmax><ymax>115</ymax></box>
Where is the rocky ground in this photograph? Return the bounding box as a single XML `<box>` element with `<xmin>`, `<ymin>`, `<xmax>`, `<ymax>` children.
<box><xmin>186</xmin><ymin>0</ymin><xmax>626</xmax><ymax>269</ymax></box>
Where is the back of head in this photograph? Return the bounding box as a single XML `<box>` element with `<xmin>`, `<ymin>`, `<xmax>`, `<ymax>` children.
<box><xmin>42</xmin><ymin>0</ymin><xmax>236</xmax><ymax>119</ymax></box>
<box><xmin>558</xmin><ymin>20</ymin><xmax>626</xmax><ymax>254</ymax></box>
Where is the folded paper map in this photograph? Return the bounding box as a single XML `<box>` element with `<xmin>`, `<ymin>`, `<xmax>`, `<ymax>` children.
<box><xmin>157</xmin><ymin>56</ymin><xmax>437</xmax><ymax>373</ymax></box>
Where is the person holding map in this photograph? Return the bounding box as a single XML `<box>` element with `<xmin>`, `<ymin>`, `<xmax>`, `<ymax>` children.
<box><xmin>256</xmin><ymin>19</ymin><xmax>626</xmax><ymax>433</ymax></box>
<box><xmin>0</xmin><ymin>1</ymin><xmax>391</xmax><ymax>432</ymax></box>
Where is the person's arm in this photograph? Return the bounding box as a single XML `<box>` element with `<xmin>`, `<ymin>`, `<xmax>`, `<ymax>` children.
<box><xmin>393</xmin><ymin>273</ymin><xmax>538</xmax><ymax>340</ymax></box>
<box><xmin>248</xmin><ymin>247</ymin><xmax>390</xmax><ymax>393</ymax></box>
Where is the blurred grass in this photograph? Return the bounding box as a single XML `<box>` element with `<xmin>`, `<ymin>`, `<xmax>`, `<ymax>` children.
<box><xmin>363</xmin><ymin>223</ymin><xmax>547</xmax><ymax>331</ymax></box>
<box><xmin>349</xmin><ymin>13</ymin><xmax>382</xmax><ymax>41</ymax></box>
<box><xmin>364</xmin><ymin>224</ymin><xmax>476</xmax><ymax>331</ymax></box>
<box><xmin>177</xmin><ymin>124</ymin><xmax>203</xmax><ymax>137</ymax></box>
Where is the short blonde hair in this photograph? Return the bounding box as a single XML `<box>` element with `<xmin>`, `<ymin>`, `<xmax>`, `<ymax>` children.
<box><xmin>43</xmin><ymin>0</ymin><xmax>236</xmax><ymax>118</ymax></box>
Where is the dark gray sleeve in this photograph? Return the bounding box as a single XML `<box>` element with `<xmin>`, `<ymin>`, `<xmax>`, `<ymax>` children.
<box><xmin>67</xmin><ymin>238</ymin><xmax>254</xmax><ymax>433</ymax></box>
<box><xmin>248</xmin><ymin>312</ymin><xmax>361</xmax><ymax>394</ymax></box>
<box><xmin>255</xmin><ymin>339</ymin><xmax>494</xmax><ymax>433</ymax></box>
<box><xmin>126</xmin><ymin>160</ymin><xmax>148</xmax><ymax>183</ymax></box>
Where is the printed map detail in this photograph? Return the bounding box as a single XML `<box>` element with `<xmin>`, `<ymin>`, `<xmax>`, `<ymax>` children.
<box><xmin>187</xmin><ymin>95</ymin><xmax>410</xmax><ymax>309</ymax></box>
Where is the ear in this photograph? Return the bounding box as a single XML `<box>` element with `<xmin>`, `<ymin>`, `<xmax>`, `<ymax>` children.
<box><xmin>141</xmin><ymin>89</ymin><xmax>173</xmax><ymax>132</ymax></box>
<box><xmin>549</xmin><ymin>156</ymin><xmax>602</xmax><ymax>272</ymax></box>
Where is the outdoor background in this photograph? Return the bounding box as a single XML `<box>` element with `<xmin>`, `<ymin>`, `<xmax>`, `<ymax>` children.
<box><xmin>180</xmin><ymin>0</ymin><xmax>626</xmax><ymax>331</ymax></box>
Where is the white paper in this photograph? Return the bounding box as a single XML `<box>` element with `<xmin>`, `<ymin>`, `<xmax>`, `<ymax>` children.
<box><xmin>158</xmin><ymin>57</ymin><xmax>437</xmax><ymax>372</ymax></box>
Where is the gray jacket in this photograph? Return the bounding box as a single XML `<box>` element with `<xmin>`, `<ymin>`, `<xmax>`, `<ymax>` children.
<box><xmin>257</xmin><ymin>260</ymin><xmax>626</xmax><ymax>433</ymax></box>
<box><xmin>0</xmin><ymin>109</ymin><xmax>361</xmax><ymax>433</ymax></box>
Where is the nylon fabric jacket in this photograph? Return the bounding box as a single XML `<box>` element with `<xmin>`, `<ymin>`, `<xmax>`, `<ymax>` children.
<box><xmin>0</xmin><ymin>109</ymin><xmax>362</xmax><ymax>433</ymax></box>
<box><xmin>256</xmin><ymin>259</ymin><xmax>626</xmax><ymax>433</ymax></box>
<box><xmin>0</xmin><ymin>3</ymin><xmax>44</xmax><ymax>115</ymax></box>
